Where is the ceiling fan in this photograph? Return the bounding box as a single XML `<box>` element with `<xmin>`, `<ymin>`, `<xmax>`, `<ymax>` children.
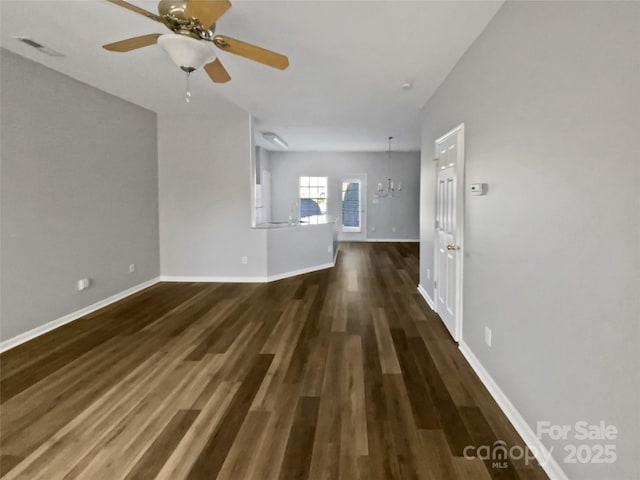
<box><xmin>103</xmin><ymin>0</ymin><xmax>289</xmax><ymax>100</ymax></box>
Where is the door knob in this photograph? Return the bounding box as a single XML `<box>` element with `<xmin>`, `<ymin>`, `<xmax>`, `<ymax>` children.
<box><xmin>447</xmin><ymin>245</ymin><xmax>460</xmax><ymax>251</ymax></box>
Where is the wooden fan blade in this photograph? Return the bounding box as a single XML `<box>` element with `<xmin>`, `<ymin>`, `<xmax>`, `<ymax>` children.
<box><xmin>213</xmin><ymin>34</ymin><xmax>289</xmax><ymax>70</ymax></box>
<box><xmin>185</xmin><ymin>0</ymin><xmax>232</xmax><ymax>27</ymax></box>
<box><xmin>105</xmin><ymin>0</ymin><xmax>162</xmax><ymax>22</ymax></box>
<box><xmin>204</xmin><ymin>58</ymin><xmax>231</xmax><ymax>83</ymax></box>
<box><xmin>103</xmin><ymin>34</ymin><xmax>161</xmax><ymax>52</ymax></box>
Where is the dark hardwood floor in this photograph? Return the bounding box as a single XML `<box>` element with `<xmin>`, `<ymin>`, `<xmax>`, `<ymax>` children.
<box><xmin>0</xmin><ymin>242</ymin><xmax>548</xmax><ymax>479</ymax></box>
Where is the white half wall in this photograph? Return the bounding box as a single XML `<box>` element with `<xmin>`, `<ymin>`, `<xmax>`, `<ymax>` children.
<box><xmin>158</xmin><ymin>107</ymin><xmax>268</xmax><ymax>279</ymax></box>
<box><xmin>266</xmin><ymin>223</ymin><xmax>336</xmax><ymax>278</ymax></box>
<box><xmin>420</xmin><ymin>2</ymin><xmax>639</xmax><ymax>479</ymax></box>
<box><xmin>269</xmin><ymin>151</ymin><xmax>420</xmax><ymax>241</ymax></box>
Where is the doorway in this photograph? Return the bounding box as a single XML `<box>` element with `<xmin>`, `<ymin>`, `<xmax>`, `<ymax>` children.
<box><xmin>340</xmin><ymin>174</ymin><xmax>367</xmax><ymax>241</ymax></box>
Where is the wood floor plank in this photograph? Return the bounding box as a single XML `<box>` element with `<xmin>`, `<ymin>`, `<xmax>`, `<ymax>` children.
<box><xmin>407</xmin><ymin>335</ymin><xmax>474</xmax><ymax>457</ymax></box>
<box><xmin>1</xmin><ymin>334</ymin><xmax>140</xmax><ymax>455</ymax></box>
<box><xmin>183</xmin><ymin>299</ymin><xmax>249</xmax><ymax>360</ymax></box>
<box><xmin>372</xmin><ymin>308</ymin><xmax>402</xmax><ymax>374</ymax></box>
<box><xmin>343</xmin><ymin>335</ymin><xmax>368</xmax><ymax>457</ymax></box>
<box><xmin>0</xmin><ymin>457</ymin><xmax>22</xmax><ymax>477</ymax></box>
<box><xmin>513</xmin><ymin>469</ymin><xmax>550</xmax><ymax>480</ymax></box>
<box><xmin>68</xmin><ymin>354</ymin><xmax>223</xmax><ymax>480</ymax></box>
<box><xmin>0</xmin><ymin>328</ymin><xmax>115</xmax><ymax>403</ymax></box>
<box><xmin>391</xmin><ymin>328</ymin><xmax>441</xmax><ymax>430</ymax></box>
<box><xmin>2</xmin><ymin>350</ymin><xmax>176</xmax><ymax>480</ymax></box>
<box><xmin>366</xmin><ymin>420</ymin><xmax>402</xmax><ymax>480</ymax></box>
<box><xmin>382</xmin><ymin>372</ymin><xmax>435</xmax><ymax>480</ymax></box>
<box><xmin>185</xmin><ymin>354</ymin><xmax>274</xmax><ymax>480</ymax></box>
<box><xmin>252</xmin><ymin>306</ymin><xmax>308</xmax><ymax>411</ymax></box>
<box><xmin>421</xmin><ymin>335</ymin><xmax>476</xmax><ymax>407</ymax></box>
<box><xmin>64</xmin><ymin>362</ymin><xmax>200</xmax><ymax>479</ymax></box>
<box><xmin>339</xmin><ymin>334</ymin><xmax>369</xmax><ymax>480</ymax></box>
<box><xmin>154</xmin><ymin>381</ymin><xmax>241</xmax><ymax>480</ymax></box>
<box><xmin>452</xmin><ymin>456</ymin><xmax>493</xmax><ymax>480</ymax></box>
<box><xmin>216</xmin><ymin>410</ymin><xmax>271</xmax><ymax>480</ymax></box>
<box><xmin>361</xmin><ymin>319</ymin><xmax>387</xmax><ymax>422</ymax></box>
<box><xmin>279</xmin><ymin>396</ymin><xmax>320</xmax><ymax>480</ymax></box>
<box><xmin>299</xmin><ymin>318</ymin><xmax>332</xmax><ymax>397</ymax></box>
<box><xmin>124</xmin><ymin>409</ymin><xmax>200</xmax><ymax>480</ymax></box>
<box><xmin>0</xmin><ymin>243</ymin><xmax>548</xmax><ymax>480</ymax></box>
<box><xmin>308</xmin><ymin>333</ymin><xmax>345</xmax><ymax>480</ymax></box>
<box><xmin>459</xmin><ymin>406</ymin><xmax>520</xmax><ymax>480</ymax></box>
<box><xmin>283</xmin><ymin>284</ymin><xmax>329</xmax><ymax>385</ymax></box>
<box><xmin>246</xmin><ymin>384</ymin><xmax>301</xmax><ymax>480</ymax></box>
<box><xmin>418</xmin><ymin>429</ymin><xmax>459</xmax><ymax>480</ymax></box>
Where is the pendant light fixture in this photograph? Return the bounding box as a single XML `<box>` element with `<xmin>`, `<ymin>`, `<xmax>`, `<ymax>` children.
<box><xmin>375</xmin><ymin>136</ymin><xmax>402</xmax><ymax>198</ymax></box>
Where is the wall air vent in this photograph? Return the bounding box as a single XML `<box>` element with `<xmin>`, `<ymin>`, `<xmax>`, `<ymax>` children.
<box><xmin>14</xmin><ymin>37</ymin><xmax>65</xmax><ymax>57</ymax></box>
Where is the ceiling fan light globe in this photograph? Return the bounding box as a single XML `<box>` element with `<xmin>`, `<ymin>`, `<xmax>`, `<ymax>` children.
<box><xmin>157</xmin><ymin>33</ymin><xmax>216</xmax><ymax>71</ymax></box>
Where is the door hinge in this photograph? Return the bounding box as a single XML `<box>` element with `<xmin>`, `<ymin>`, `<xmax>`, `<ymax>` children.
<box><xmin>435</xmin><ymin>220</ymin><xmax>439</xmax><ymax>228</ymax></box>
<box><xmin>434</xmin><ymin>281</ymin><xmax>437</xmax><ymax>289</ymax></box>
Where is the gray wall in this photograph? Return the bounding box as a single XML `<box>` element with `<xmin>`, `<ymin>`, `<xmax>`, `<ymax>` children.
<box><xmin>269</xmin><ymin>151</ymin><xmax>421</xmax><ymax>241</ymax></box>
<box><xmin>1</xmin><ymin>49</ymin><xmax>159</xmax><ymax>342</ymax></box>
<box><xmin>420</xmin><ymin>2</ymin><xmax>639</xmax><ymax>479</ymax></box>
<box><xmin>266</xmin><ymin>223</ymin><xmax>335</xmax><ymax>277</ymax></box>
<box><xmin>158</xmin><ymin>109</ymin><xmax>268</xmax><ymax>279</ymax></box>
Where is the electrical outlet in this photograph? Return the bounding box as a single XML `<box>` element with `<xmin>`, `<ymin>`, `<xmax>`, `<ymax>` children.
<box><xmin>129</xmin><ymin>263</ymin><xmax>135</xmax><ymax>273</ymax></box>
<box><xmin>371</xmin><ymin>226</ymin><xmax>376</xmax><ymax>231</ymax></box>
<box><xmin>77</xmin><ymin>278</ymin><xmax>91</xmax><ymax>291</ymax></box>
<box><xmin>427</xmin><ymin>268</ymin><xmax>431</xmax><ymax>280</ymax></box>
<box><xmin>484</xmin><ymin>326</ymin><xmax>492</xmax><ymax>347</ymax></box>
<box><xmin>241</xmin><ymin>256</ymin><xmax>248</xmax><ymax>265</ymax></box>
<box><xmin>392</xmin><ymin>227</ymin><xmax>397</xmax><ymax>233</ymax></box>
<box><xmin>327</xmin><ymin>245</ymin><xmax>332</xmax><ymax>253</ymax></box>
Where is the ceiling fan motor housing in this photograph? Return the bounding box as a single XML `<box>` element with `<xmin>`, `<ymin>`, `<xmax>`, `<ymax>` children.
<box><xmin>158</xmin><ymin>0</ymin><xmax>216</xmax><ymax>39</ymax></box>
<box><xmin>157</xmin><ymin>33</ymin><xmax>216</xmax><ymax>71</ymax></box>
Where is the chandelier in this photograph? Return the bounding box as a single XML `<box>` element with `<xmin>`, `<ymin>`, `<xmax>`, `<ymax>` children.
<box><xmin>375</xmin><ymin>136</ymin><xmax>402</xmax><ymax>198</ymax></box>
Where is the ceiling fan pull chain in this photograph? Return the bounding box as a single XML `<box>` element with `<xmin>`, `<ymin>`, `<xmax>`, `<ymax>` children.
<box><xmin>185</xmin><ymin>70</ymin><xmax>192</xmax><ymax>103</ymax></box>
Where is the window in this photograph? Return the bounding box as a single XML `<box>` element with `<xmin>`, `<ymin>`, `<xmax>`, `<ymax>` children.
<box><xmin>299</xmin><ymin>176</ymin><xmax>328</xmax><ymax>224</ymax></box>
<box><xmin>342</xmin><ymin>180</ymin><xmax>361</xmax><ymax>232</ymax></box>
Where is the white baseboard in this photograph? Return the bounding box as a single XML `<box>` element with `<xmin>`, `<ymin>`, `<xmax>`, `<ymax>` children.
<box><xmin>458</xmin><ymin>341</ymin><xmax>568</xmax><ymax>480</ymax></box>
<box><xmin>161</xmin><ymin>260</ymin><xmax>336</xmax><ymax>284</ymax></box>
<box><xmin>160</xmin><ymin>275</ymin><xmax>268</xmax><ymax>283</ymax></box>
<box><xmin>267</xmin><ymin>262</ymin><xmax>335</xmax><ymax>282</ymax></box>
<box><xmin>367</xmin><ymin>238</ymin><xmax>420</xmax><ymax>242</ymax></box>
<box><xmin>0</xmin><ymin>277</ymin><xmax>161</xmax><ymax>353</ymax></box>
<box><xmin>417</xmin><ymin>283</ymin><xmax>436</xmax><ymax>311</ymax></box>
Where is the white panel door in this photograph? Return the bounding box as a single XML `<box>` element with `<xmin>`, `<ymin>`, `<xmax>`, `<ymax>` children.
<box><xmin>436</xmin><ymin>165</ymin><xmax>457</xmax><ymax>336</ymax></box>
<box><xmin>434</xmin><ymin>125</ymin><xmax>464</xmax><ymax>340</ymax></box>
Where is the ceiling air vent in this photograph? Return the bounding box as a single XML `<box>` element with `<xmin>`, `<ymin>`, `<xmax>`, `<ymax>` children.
<box><xmin>14</xmin><ymin>37</ymin><xmax>65</xmax><ymax>57</ymax></box>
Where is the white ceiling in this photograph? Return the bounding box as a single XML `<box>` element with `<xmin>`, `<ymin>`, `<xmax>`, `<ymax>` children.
<box><xmin>0</xmin><ymin>0</ymin><xmax>502</xmax><ymax>151</ymax></box>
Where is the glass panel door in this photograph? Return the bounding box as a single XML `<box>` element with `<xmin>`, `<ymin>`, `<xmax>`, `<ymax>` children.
<box><xmin>341</xmin><ymin>180</ymin><xmax>361</xmax><ymax>233</ymax></box>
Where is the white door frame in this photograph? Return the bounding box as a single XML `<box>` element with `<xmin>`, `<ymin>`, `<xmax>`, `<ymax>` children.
<box><xmin>433</xmin><ymin>123</ymin><xmax>465</xmax><ymax>341</ymax></box>
<box><xmin>339</xmin><ymin>174</ymin><xmax>367</xmax><ymax>241</ymax></box>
